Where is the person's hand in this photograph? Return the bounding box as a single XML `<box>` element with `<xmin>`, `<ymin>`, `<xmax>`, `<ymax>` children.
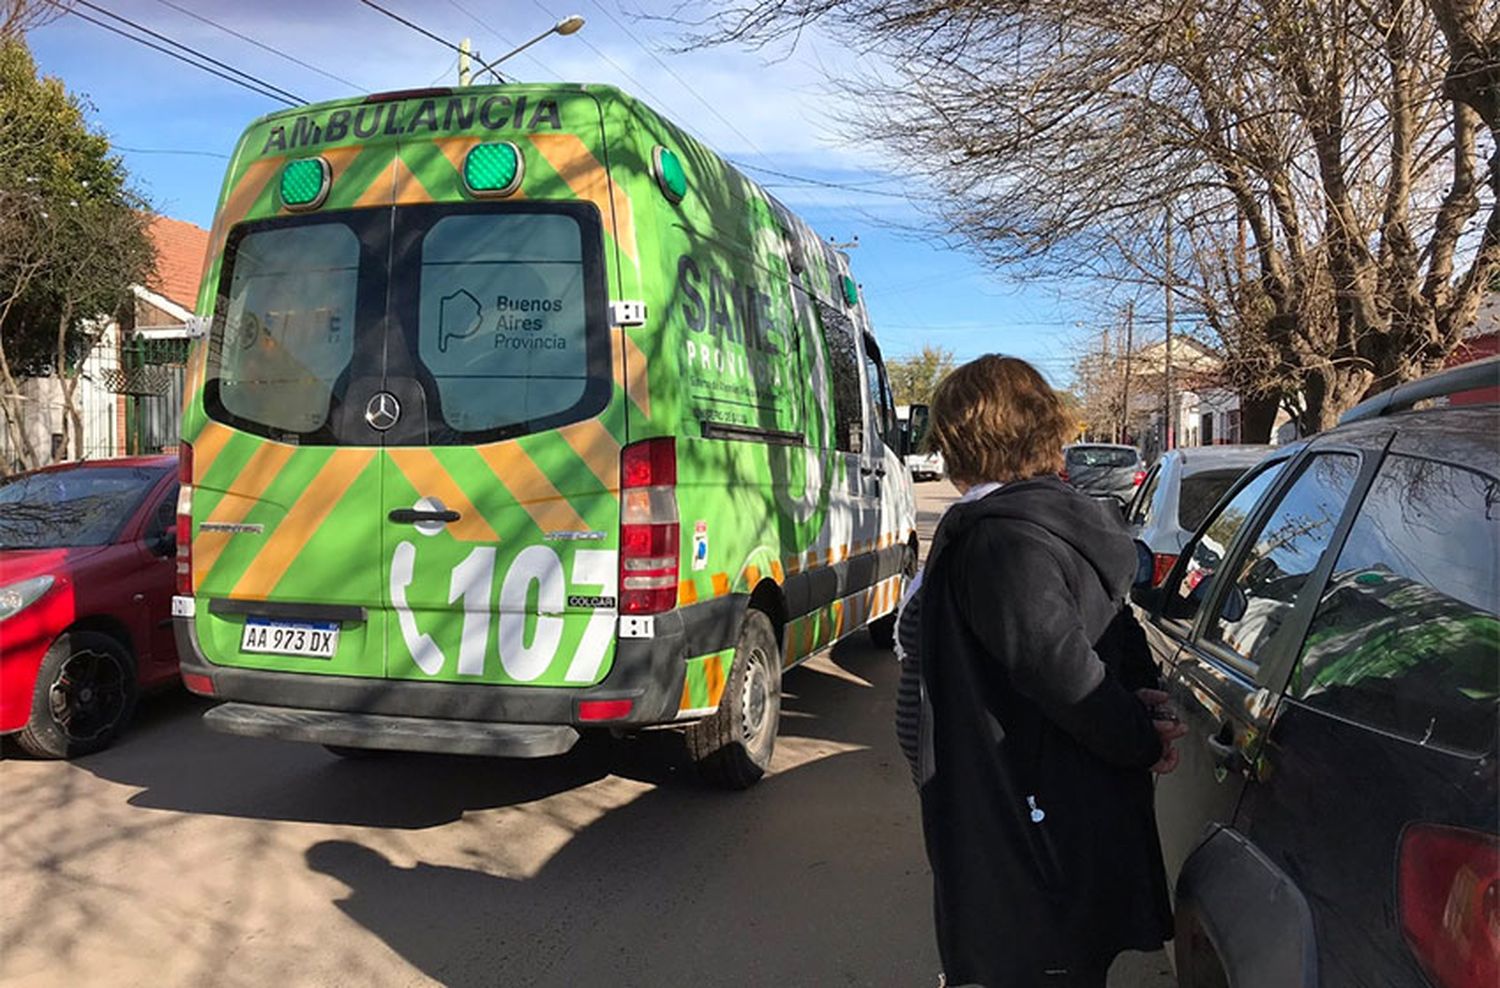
<box><xmin>1136</xmin><ymin>688</ymin><xmax>1189</xmax><ymax>774</ymax></box>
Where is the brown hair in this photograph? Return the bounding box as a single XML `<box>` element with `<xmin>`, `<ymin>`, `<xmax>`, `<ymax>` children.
<box><xmin>928</xmin><ymin>354</ymin><xmax>1072</xmax><ymax>485</ymax></box>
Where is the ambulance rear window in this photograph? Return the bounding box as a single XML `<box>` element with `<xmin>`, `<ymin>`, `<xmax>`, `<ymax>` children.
<box><xmin>415</xmin><ymin>213</ymin><xmax>590</xmax><ymax>434</ymax></box>
<box><xmin>215</xmin><ymin>223</ymin><xmax>359</xmax><ymax>437</ymax></box>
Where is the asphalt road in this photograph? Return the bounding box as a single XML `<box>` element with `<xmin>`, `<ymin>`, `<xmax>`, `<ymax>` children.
<box><xmin>0</xmin><ymin>480</ymin><xmax>1174</xmax><ymax>988</ymax></box>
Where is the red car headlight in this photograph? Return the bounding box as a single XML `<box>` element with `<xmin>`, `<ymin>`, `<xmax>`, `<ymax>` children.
<box><xmin>0</xmin><ymin>575</ymin><xmax>55</xmax><ymax>621</ymax></box>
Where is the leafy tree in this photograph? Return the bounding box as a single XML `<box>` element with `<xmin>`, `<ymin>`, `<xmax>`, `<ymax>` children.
<box><xmin>0</xmin><ymin>39</ymin><xmax>154</xmax><ymax>471</ymax></box>
<box><xmin>886</xmin><ymin>344</ymin><xmax>956</xmax><ymax>404</ymax></box>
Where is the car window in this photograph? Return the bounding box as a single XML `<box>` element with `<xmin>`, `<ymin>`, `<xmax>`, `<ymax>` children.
<box><xmin>1290</xmin><ymin>454</ymin><xmax>1499</xmax><ymax>751</ymax></box>
<box><xmin>0</xmin><ymin>467</ymin><xmax>165</xmax><ymax>549</ymax></box>
<box><xmin>1067</xmin><ymin>446</ymin><xmax>1138</xmax><ymax>468</ymax></box>
<box><xmin>1204</xmin><ymin>454</ymin><xmax>1360</xmax><ymax>666</ymax></box>
<box><xmin>1171</xmin><ymin>459</ymin><xmax>1288</xmax><ymax>623</ymax></box>
<box><xmin>1129</xmin><ymin>465</ymin><xmax>1162</xmax><ymax>525</ymax></box>
<box><xmin>145</xmin><ymin>485</ymin><xmax>180</xmax><ymax>541</ymax></box>
<box><xmin>1178</xmin><ymin>468</ymin><xmax>1250</xmax><ymax>531</ymax></box>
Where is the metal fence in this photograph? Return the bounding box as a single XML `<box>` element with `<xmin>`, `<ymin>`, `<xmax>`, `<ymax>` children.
<box><xmin>0</xmin><ymin>331</ymin><xmax>189</xmax><ymax>474</ymax></box>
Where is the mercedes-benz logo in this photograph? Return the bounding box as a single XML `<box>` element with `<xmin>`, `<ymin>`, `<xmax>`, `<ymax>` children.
<box><xmin>365</xmin><ymin>392</ymin><xmax>401</xmax><ymax>431</ymax></box>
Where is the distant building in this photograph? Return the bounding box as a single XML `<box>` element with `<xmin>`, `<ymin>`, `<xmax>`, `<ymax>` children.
<box><xmin>0</xmin><ymin>215</ymin><xmax>209</xmax><ymax>470</ymax></box>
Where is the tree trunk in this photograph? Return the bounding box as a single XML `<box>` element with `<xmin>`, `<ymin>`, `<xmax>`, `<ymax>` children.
<box><xmin>0</xmin><ymin>342</ymin><xmax>40</xmax><ymax>472</ymax></box>
<box><xmin>1239</xmin><ymin>392</ymin><xmax>1281</xmax><ymax>443</ymax></box>
<box><xmin>1303</xmin><ymin>364</ymin><xmax>1373</xmax><ymax>433</ymax></box>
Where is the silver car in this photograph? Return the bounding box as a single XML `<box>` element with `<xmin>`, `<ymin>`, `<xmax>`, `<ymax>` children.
<box><xmin>1125</xmin><ymin>445</ymin><xmax>1271</xmax><ymax>585</ymax></box>
<box><xmin>1062</xmin><ymin>443</ymin><xmax>1145</xmax><ymax>502</ymax></box>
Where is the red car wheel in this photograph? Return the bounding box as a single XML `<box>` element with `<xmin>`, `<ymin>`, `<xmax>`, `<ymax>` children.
<box><xmin>16</xmin><ymin>631</ymin><xmax>138</xmax><ymax>759</ymax></box>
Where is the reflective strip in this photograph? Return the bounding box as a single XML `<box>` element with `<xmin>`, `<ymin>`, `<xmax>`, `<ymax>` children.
<box><xmin>474</xmin><ymin>444</ymin><xmax>588</xmax><ymax>535</ymax></box>
<box><xmin>557</xmin><ymin>418</ymin><xmax>621</xmax><ymax>491</ymax></box>
<box><xmin>387</xmin><ymin>448</ymin><xmax>499</xmax><ymax>542</ymax></box>
<box><xmin>202</xmin><ymin>156</ymin><xmax>283</xmax><ymax>291</ymax></box>
<box><xmin>711</xmin><ymin>572</ymin><xmax>730</xmax><ymax>597</ymax></box>
<box><xmin>678</xmin><ymin>580</ymin><xmax>698</xmax><ymax>606</ymax></box>
<box><xmin>528</xmin><ymin>132</ymin><xmax>637</xmax><ymax>262</ymax></box>
<box><xmin>188</xmin><ymin>420</ymin><xmax>236</xmax><ymax>480</ymax></box>
<box><xmin>230</xmin><ymin>450</ymin><xmax>376</xmax><ymax>599</ymax></box>
<box><xmin>620</xmin><ymin>331</ymin><xmax>651</xmax><ymax>419</ymax></box>
<box><xmin>193</xmin><ymin>442</ymin><xmax>297</xmax><ymax>584</ymax></box>
<box><xmin>392</xmin><ymin>155</ymin><xmax>436</xmax><ymax>205</ymax></box>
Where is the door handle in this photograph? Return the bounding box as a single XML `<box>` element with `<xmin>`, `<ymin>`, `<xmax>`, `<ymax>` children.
<box><xmin>389</xmin><ymin>508</ymin><xmax>460</xmax><ymax>524</ymax></box>
<box><xmin>1206</xmin><ymin>722</ymin><xmax>1249</xmax><ymax>777</ymax></box>
<box><xmin>860</xmin><ymin>466</ymin><xmax>876</xmax><ymax>476</ymax></box>
<box><xmin>873</xmin><ymin>466</ymin><xmax>886</xmax><ymax>478</ymax></box>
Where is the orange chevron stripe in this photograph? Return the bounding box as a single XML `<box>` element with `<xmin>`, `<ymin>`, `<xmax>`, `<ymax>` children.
<box><xmin>527</xmin><ymin>132</ymin><xmax>637</xmax><ymax>262</ymax></box>
<box><xmin>621</xmin><ymin>331</ymin><xmax>651</xmax><ymax>418</ymax></box>
<box><xmin>229</xmin><ymin>450</ymin><xmax>376</xmax><ymax>599</ymax></box>
<box><xmin>436</xmin><ymin>134</ymin><xmax>485</xmax><ymax>176</ymax></box>
<box><xmin>557</xmin><ymin>418</ymin><xmax>621</xmax><ymax>491</ymax></box>
<box><xmin>678</xmin><ymin>580</ymin><xmax>698</xmax><ymax>606</ymax></box>
<box><xmin>194</xmin><ymin>442</ymin><xmax>298</xmax><ymax>586</ymax></box>
<box><xmin>202</xmin><ymin>156</ymin><xmax>283</xmax><ymax>290</ymax></box>
<box><xmin>473</xmin><ymin>444</ymin><xmax>588</xmax><ymax>535</ymax></box>
<box><xmin>387</xmin><ymin>448</ymin><xmax>500</xmax><ymax>543</ymax></box>
<box><xmin>188</xmin><ymin>420</ymin><xmax>236</xmax><ymax>479</ymax></box>
<box><xmin>392</xmin><ymin>156</ymin><xmax>436</xmax><ymax>205</ymax></box>
<box><xmin>704</xmin><ymin>654</ymin><xmax>726</xmax><ymax>707</ymax></box>
<box><xmin>355</xmin><ymin>157</ymin><xmax>393</xmax><ymax>208</ymax></box>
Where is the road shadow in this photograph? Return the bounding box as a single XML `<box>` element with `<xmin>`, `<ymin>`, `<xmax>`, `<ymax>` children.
<box><xmin>294</xmin><ymin>637</ymin><xmax>931</xmax><ymax>986</ymax></box>
<box><xmin>55</xmin><ymin>634</ymin><xmax>906</xmax><ymax>829</ymax></box>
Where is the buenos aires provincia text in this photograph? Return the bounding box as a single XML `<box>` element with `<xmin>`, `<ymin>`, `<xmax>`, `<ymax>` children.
<box><xmin>261</xmin><ymin>95</ymin><xmax>564</xmax><ymax>154</ymax></box>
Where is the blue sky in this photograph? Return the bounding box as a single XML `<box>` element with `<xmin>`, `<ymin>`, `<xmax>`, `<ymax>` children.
<box><xmin>26</xmin><ymin>0</ymin><xmax>1095</xmax><ymax>384</ymax></box>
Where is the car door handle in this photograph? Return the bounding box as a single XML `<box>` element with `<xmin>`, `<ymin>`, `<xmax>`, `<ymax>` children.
<box><xmin>873</xmin><ymin>466</ymin><xmax>886</xmax><ymax>478</ymax></box>
<box><xmin>389</xmin><ymin>508</ymin><xmax>460</xmax><ymax>524</ymax></box>
<box><xmin>1206</xmin><ymin>724</ymin><xmax>1250</xmax><ymax>777</ymax></box>
<box><xmin>860</xmin><ymin>466</ymin><xmax>876</xmax><ymax>476</ymax></box>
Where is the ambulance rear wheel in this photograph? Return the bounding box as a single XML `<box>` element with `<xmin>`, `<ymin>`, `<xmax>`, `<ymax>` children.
<box><xmin>686</xmin><ymin>609</ymin><xmax>781</xmax><ymax>790</ymax></box>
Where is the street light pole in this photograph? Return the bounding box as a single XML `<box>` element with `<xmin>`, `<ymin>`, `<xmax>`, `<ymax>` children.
<box><xmin>475</xmin><ymin>15</ymin><xmax>585</xmax><ymax>81</ymax></box>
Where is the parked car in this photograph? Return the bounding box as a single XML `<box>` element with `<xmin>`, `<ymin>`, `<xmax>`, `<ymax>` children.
<box><xmin>1130</xmin><ymin>358</ymin><xmax>1499</xmax><ymax>988</ymax></box>
<box><xmin>1126</xmin><ymin>445</ymin><xmax>1271</xmax><ymax>586</ymax></box>
<box><xmin>897</xmin><ymin>403</ymin><xmax>945</xmax><ymax>481</ymax></box>
<box><xmin>0</xmin><ymin>455</ymin><xmax>181</xmax><ymax>757</ymax></box>
<box><xmin>1062</xmin><ymin>442</ymin><xmax>1145</xmax><ymax>502</ymax></box>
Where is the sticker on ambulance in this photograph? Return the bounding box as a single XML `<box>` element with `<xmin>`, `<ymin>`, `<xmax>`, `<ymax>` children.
<box><xmin>241</xmin><ymin>618</ymin><xmax>340</xmax><ymax>658</ymax></box>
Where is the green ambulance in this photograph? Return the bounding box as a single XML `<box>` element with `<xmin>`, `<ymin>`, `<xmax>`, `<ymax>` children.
<box><xmin>171</xmin><ymin>83</ymin><xmax>918</xmax><ymax>788</ymax></box>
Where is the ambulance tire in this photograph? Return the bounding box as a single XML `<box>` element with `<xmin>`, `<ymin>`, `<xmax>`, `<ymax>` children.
<box><xmin>17</xmin><ymin>631</ymin><xmax>138</xmax><ymax>759</ymax></box>
<box><xmin>686</xmin><ymin>609</ymin><xmax>781</xmax><ymax>790</ymax></box>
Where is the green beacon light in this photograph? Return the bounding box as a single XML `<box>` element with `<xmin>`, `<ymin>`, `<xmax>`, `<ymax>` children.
<box><xmin>841</xmin><ymin>274</ymin><xmax>859</xmax><ymax>307</ymax></box>
<box><xmin>464</xmin><ymin>142</ymin><xmax>523</xmax><ymax>197</ymax></box>
<box><xmin>654</xmin><ymin>146</ymin><xmax>687</xmax><ymax>203</ymax></box>
<box><xmin>280</xmin><ymin>157</ymin><xmax>330</xmax><ymax>210</ymax></box>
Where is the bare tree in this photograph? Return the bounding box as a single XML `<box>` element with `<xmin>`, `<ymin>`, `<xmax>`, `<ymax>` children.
<box><xmin>1</xmin><ymin>1</ymin><xmax>65</xmax><ymax>39</ymax></box>
<box><xmin>691</xmin><ymin>0</ymin><xmax>1498</xmax><ymax>432</ymax></box>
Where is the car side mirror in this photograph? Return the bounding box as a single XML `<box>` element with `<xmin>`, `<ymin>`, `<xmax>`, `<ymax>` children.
<box><xmin>149</xmin><ymin>529</ymin><xmax>177</xmax><ymax>557</ymax></box>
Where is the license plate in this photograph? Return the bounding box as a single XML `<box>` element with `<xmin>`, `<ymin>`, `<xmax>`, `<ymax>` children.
<box><xmin>240</xmin><ymin>618</ymin><xmax>340</xmax><ymax>658</ymax></box>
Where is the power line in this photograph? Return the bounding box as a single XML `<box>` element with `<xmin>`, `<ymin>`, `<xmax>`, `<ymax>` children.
<box><xmin>356</xmin><ymin>0</ymin><xmax>510</xmax><ymax>81</ymax></box>
<box><xmin>114</xmin><ymin>145</ymin><xmax>230</xmax><ymax>159</ymax></box>
<box><xmin>444</xmin><ymin>0</ymin><xmax>558</xmax><ymax>83</ymax></box>
<box><xmin>70</xmin><ymin>0</ymin><xmax>304</xmax><ymax>104</ymax></box>
<box><xmin>738</xmin><ymin>162</ymin><xmax>912</xmax><ymax>200</ymax></box>
<box><xmin>63</xmin><ymin>5</ymin><xmax>300</xmax><ymax>107</ymax></box>
<box><xmin>148</xmin><ymin>0</ymin><xmax>363</xmax><ymax>92</ymax></box>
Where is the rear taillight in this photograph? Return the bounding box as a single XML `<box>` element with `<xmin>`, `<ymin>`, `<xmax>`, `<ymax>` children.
<box><xmin>1133</xmin><ymin>470</ymin><xmax>1147</xmax><ymax>486</ymax></box>
<box><xmin>176</xmin><ymin>442</ymin><xmax>193</xmax><ymax>595</ymax></box>
<box><xmin>1152</xmin><ymin>553</ymin><xmax>1179</xmax><ymax>587</ymax></box>
<box><xmin>1398</xmin><ymin>824</ymin><xmax>1500</xmax><ymax>988</ymax></box>
<box><xmin>620</xmin><ymin>438</ymin><xmax>678</xmax><ymax>614</ymax></box>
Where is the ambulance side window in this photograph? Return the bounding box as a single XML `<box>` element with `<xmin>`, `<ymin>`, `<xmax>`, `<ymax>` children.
<box><xmin>823</xmin><ymin>307</ymin><xmax>863</xmax><ymax>453</ymax></box>
<box><xmin>862</xmin><ymin>333</ymin><xmax>898</xmax><ymax>451</ymax></box>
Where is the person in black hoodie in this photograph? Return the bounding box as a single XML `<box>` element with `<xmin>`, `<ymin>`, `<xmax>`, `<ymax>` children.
<box><xmin>895</xmin><ymin>355</ymin><xmax>1187</xmax><ymax>987</ymax></box>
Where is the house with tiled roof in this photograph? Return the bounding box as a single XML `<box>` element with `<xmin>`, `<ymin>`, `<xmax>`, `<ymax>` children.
<box><xmin>131</xmin><ymin>214</ymin><xmax>211</xmax><ymax>335</ymax></box>
<box><xmin>0</xmin><ymin>214</ymin><xmax>210</xmax><ymax>469</ymax></box>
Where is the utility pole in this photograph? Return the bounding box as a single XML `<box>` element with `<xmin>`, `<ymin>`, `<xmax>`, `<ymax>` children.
<box><xmin>459</xmin><ymin>37</ymin><xmax>473</xmax><ymax>86</ymax></box>
<box><xmin>1163</xmin><ymin>211</ymin><xmax>1176</xmax><ymax>451</ymax></box>
<box><xmin>1121</xmin><ymin>300</ymin><xmax>1133</xmax><ymax>443</ymax></box>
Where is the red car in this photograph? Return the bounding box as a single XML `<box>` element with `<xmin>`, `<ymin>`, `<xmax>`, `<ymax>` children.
<box><xmin>0</xmin><ymin>455</ymin><xmax>181</xmax><ymax>758</ymax></box>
